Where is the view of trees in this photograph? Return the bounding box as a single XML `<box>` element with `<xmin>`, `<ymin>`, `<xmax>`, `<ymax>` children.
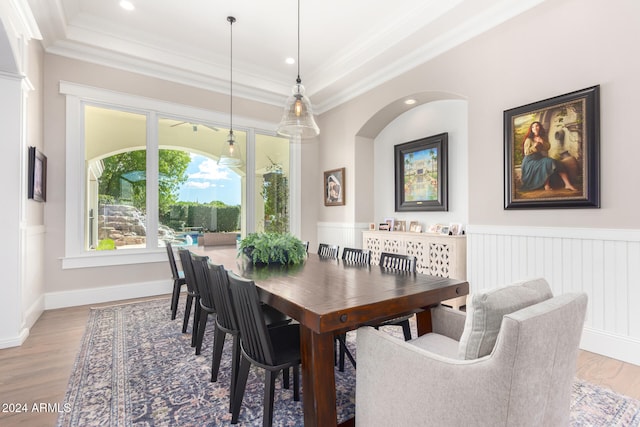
<box><xmin>98</xmin><ymin>149</ymin><xmax>191</xmax><ymax>215</ymax></box>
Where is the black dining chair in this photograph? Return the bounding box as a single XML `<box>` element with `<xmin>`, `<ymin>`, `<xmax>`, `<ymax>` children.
<box><xmin>318</xmin><ymin>243</ymin><xmax>339</xmax><ymax>259</ymax></box>
<box><xmin>332</xmin><ymin>247</ymin><xmax>372</xmax><ymax>371</ymax></box>
<box><xmin>342</xmin><ymin>247</ymin><xmax>371</xmax><ymax>264</ymax></box>
<box><xmin>227</xmin><ymin>271</ymin><xmax>301</xmax><ymax>427</ymax></box>
<box><xmin>190</xmin><ymin>258</ymin><xmax>291</xmax><ymax>414</ymax></box>
<box><xmin>191</xmin><ymin>253</ymin><xmax>215</xmax><ymax>355</ymax></box>
<box><xmin>177</xmin><ymin>248</ymin><xmax>201</xmax><ymax>347</ymax></box>
<box><xmin>373</xmin><ymin>252</ymin><xmax>417</xmax><ymax>341</ymax></box>
<box><xmin>166</xmin><ymin>241</ymin><xmax>186</xmax><ymax>320</ymax></box>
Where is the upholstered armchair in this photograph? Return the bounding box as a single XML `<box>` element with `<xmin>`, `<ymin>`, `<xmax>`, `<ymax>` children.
<box><xmin>355</xmin><ymin>279</ymin><xmax>587</xmax><ymax>427</ymax></box>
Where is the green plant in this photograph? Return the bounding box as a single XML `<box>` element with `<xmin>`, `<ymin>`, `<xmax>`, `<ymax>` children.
<box><xmin>238</xmin><ymin>232</ymin><xmax>306</xmax><ymax>265</ymax></box>
<box><xmin>96</xmin><ymin>238</ymin><xmax>116</xmax><ymax>250</ymax></box>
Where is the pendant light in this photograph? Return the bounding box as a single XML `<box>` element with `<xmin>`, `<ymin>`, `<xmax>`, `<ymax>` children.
<box><xmin>276</xmin><ymin>0</ymin><xmax>320</xmax><ymax>139</ymax></box>
<box><xmin>218</xmin><ymin>16</ymin><xmax>244</xmax><ymax>167</ymax></box>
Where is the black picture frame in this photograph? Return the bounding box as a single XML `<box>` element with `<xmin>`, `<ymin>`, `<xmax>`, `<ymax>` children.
<box><xmin>394</xmin><ymin>133</ymin><xmax>448</xmax><ymax>212</ymax></box>
<box><xmin>28</xmin><ymin>146</ymin><xmax>47</xmax><ymax>202</ymax></box>
<box><xmin>504</xmin><ymin>85</ymin><xmax>600</xmax><ymax>209</ymax></box>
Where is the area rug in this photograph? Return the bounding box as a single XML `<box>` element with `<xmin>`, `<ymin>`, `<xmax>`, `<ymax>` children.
<box><xmin>57</xmin><ymin>297</ymin><xmax>640</xmax><ymax>426</ymax></box>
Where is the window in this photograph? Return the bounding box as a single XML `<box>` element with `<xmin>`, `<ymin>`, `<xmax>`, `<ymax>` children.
<box><xmin>61</xmin><ymin>83</ymin><xmax>296</xmax><ymax>268</ymax></box>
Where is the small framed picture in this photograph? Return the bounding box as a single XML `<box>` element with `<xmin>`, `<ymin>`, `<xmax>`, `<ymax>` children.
<box><xmin>369</xmin><ymin>223</ymin><xmax>376</xmax><ymax>231</ymax></box>
<box><xmin>324</xmin><ymin>167</ymin><xmax>345</xmax><ymax>206</ymax></box>
<box><xmin>379</xmin><ymin>223</ymin><xmax>390</xmax><ymax>231</ymax></box>
<box><xmin>449</xmin><ymin>223</ymin><xmax>462</xmax><ymax>235</ymax></box>
<box><xmin>394</xmin><ymin>220</ymin><xmax>406</xmax><ymax>232</ymax></box>
<box><xmin>440</xmin><ymin>226</ymin><xmax>450</xmax><ymax>235</ymax></box>
<box><xmin>383</xmin><ymin>217</ymin><xmax>395</xmax><ymax>231</ymax></box>
<box><xmin>409</xmin><ymin>221</ymin><xmax>420</xmax><ymax>232</ymax></box>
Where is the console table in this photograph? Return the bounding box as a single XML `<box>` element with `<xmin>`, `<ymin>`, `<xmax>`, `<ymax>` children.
<box><xmin>363</xmin><ymin>230</ymin><xmax>467</xmax><ymax>309</ymax></box>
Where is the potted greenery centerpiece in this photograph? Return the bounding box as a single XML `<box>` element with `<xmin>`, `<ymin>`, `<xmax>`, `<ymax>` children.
<box><xmin>238</xmin><ymin>232</ymin><xmax>307</xmax><ymax>265</ymax></box>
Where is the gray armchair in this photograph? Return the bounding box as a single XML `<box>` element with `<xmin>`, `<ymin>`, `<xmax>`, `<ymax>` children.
<box><xmin>355</xmin><ymin>282</ymin><xmax>587</xmax><ymax>427</ymax></box>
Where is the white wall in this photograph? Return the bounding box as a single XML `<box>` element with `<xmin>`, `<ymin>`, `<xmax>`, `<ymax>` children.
<box><xmin>313</xmin><ymin>0</ymin><xmax>640</xmax><ymax>365</ymax></box>
<box><xmin>373</xmin><ymin>100</ymin><xmax>468</xmax><ymax>229</ymax></box>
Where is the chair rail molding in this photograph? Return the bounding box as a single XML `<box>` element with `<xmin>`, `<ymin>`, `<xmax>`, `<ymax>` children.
<box><xmin>467</xmin><ymin>224</ymin><xmax>640</xmax><ymax>366</ymax></box>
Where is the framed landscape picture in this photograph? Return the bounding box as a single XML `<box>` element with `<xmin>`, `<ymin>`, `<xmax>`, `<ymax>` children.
<box><xmin>394</xmin><ymin>133</ymin><xmax>448</xmax><ymax>212</ymax></box>
<box><xmin>504</xmin><ymin>85</ymin><xmax>600</xmax><ymax>209</ymax></box>
<box><xmin>324</xmin><ymin>167</ymin><xmax>345</xmax><ymax>206</ymax></box>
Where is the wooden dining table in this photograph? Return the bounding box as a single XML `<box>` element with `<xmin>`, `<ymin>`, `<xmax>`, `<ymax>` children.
<box><xmin>191</xmin><ymin>245</ymin><xmax>469</xmax><ymax>427</ymax></box>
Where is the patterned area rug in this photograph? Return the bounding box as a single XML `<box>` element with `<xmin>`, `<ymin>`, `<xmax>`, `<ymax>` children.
<box><xmin>57</xmin><ymin>298</ymin><xmax>640</xmax><ymax>426</ymax></box>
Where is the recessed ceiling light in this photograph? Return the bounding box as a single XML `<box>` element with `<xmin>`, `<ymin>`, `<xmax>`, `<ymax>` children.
<box><xmin>404</xmin><ymin>99</ymin><xmax>417</xmax><ymax>105</ymax></box>
<box><xmin>120</xmin><ymin>0</ymin><xmax>135</xmax><ymax>11</ymax></box>
<box><xmin>285</xmin><ymin>57</ymin><xmax>295</xmax><ymax>65</ymax></box>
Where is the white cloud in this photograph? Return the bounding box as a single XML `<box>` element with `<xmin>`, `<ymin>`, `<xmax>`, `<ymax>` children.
<box><xmin>189</xmin><ymin>158</ymin><xmax>231</xmax><ymax>181</ymax></box>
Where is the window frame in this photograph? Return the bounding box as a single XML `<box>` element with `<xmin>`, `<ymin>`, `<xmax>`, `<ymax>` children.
<box><xmin>60</xmin><ymin>81</ymin><xmax>299</xmax><ymax>269</ymax></box>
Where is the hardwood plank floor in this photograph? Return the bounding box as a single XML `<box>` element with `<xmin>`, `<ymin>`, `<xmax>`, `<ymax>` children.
<box><xmin>1</xmin><ymin>296</ymin><xmax>639</xmax><ymax>427</ymax></box>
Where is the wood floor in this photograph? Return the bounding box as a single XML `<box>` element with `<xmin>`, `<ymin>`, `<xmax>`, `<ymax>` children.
<box><xmin>1</xmin><ymin>296</ymin><xmax>639</xmax><ymax>427</ymax></box>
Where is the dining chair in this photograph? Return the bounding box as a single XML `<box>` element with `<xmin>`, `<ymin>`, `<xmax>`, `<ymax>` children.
<box><xmin>379</xmin><ymin>251</ymin><xmax>416</xmax><ymax>272</ymax></box>
<box><xmin>165</xmin><ymin>241</ymin><xmax>186</xmax><ymax>320</ymax></box>
<box><xmin>227</xmin><ymin>271</ymin><xmax>301</xmax><ymax>427</ymax></box>
<box><xmin>332</xmin><ymin>247</ymin><xmax>372</xmax><ymax>371</ymax></box>
<box><xmin>373</xmin><ymin>252</ymin><xmax>417</xmax><ymax>341</ymax></box>
<box><xmin>342</xmin><ymin>247</ymin><xmax>371</xmax><ymax>264</ymax></box>
<box><xmin>191</xmin><ymin>253</ymin><xmax>215</xmax><ymax>355</ymax></box>
<box><xmin>356</xmin><ymin>281</ymin><xmax>587</xmax><ymax>426</ymax></box>
<box><xmin>190</xmin><ymin>258</ymin><xmax>291</xmax><ymax>414</ymax></box>
<box><xmin>318</xmin><ymin>243</ymin><xmax>339</xmax><ymax>259</ymax></box>
<box><xmin>177</xmin><ymin>248</ymin><xmax>201</xmax><ymax>347</ymax></box>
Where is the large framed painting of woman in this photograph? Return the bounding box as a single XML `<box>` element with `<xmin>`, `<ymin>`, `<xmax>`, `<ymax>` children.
<box><xmin>504</xmin><ymin>85</ymin><xmax>600</xmax><ymax>209</ymax></box>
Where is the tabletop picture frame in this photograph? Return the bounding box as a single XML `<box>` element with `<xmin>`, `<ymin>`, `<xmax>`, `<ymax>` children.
<box><xmin>395</xmin><ymin>133</ymin><xmax>448</xmax><ymax>212</ymax></box>
<box><xmin>28</xmin><ymin>146</ymin><xmax>47</xmax><ymax>202</ymax></box>
<box><xmin>504</xmin><ymin>85</ymin><xmax>600</xmax><ymax>209</ymax></box>
<box><xmin>324</xmin><ymin>167</ymin><xmax>345</xmax><ymax>206</ymax></box>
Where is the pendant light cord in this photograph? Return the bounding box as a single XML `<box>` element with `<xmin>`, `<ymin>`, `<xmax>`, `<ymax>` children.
<box><xmin>296</xmin><ymin>0</ymin><xmax>301</xmax><ymax>84</ymax></box>
<box><xmin>228</xmin><ymin>16</ymin><xmax>235</xmax><ymax>135</ymax></box>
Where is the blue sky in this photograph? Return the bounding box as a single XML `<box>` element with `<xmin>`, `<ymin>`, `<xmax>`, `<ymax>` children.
<box><xmin>178</xmin><ymin>154</ymin><xmax>241</xmax><ymax>205</ymax></box>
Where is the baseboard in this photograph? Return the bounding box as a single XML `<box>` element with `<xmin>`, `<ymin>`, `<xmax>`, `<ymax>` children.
<box><xmin>0</xmin><ymin>328</ymin><xmax>29</xmax><ymax>349</ymax></box>
<box><xmin>581</xmin><ymin>327</ymin><xmax>640</xmax><ymax>367</ymax></box>
<box><xmin>44</xmin><ymin>280</ymin><xmax>173</xmax><ymax>310</ymax></box>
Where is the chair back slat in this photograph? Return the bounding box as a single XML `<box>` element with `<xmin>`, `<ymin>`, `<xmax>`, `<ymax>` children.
<box><xmin>318</xmin><ymin>243</ymin><xmax>339</xmax><ymax>259</ymax></box>
<box><xmin>228</xmin><ymin>272</ymin><xmax>276</xmax><ymax>366</ymax></box>
<box><xmin>191</xmin><ymin>254</ymin><xmax>215</xmax><ymax>311</ymax></box>
<box><xmin>206</xmin><ymin>262</ymin><xmax>239</xmax><ymax>332</ymax></box>
<box><xmin>165</xmin><ymin>242</ymin><xmax>181</xmax><ymax>279</ymax></box>
<box><xmin>342</xmin><ymin>247</ymin><xmax>371</xmax><ymax>264</ymax></box>
<box><xmin>178</xmin><ymin>248</ymin><xmax>200</xmax><ymax>295</ymax></box>
<box><xmin>379</xmin><ymin>252</ymin><xmax>416</xmax><ymax>273</ymax></box>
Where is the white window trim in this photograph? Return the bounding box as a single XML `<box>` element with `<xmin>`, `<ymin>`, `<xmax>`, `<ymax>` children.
<box><xmin>59</xmin><ymin>81</ymin><xmax>297</xmax><ymax>269</ymax></box>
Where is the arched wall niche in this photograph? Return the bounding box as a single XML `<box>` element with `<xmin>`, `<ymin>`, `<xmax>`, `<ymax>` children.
<box><xmin>353</xmin><ymin>91</ymin><xmax>469</xmax><ymax>226</ymax></box>
<box><xmin>356</xmin><ymin>91</ymin><xmax>466</xmax><ymax>139</ymax></box>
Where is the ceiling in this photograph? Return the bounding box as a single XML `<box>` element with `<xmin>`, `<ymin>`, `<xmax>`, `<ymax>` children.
<box><xmin>27</xmin><ymin>0</ymin><xmax>543</xmax><ymax>113</ymax></box>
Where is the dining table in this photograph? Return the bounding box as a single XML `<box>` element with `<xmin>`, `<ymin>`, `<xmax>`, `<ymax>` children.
<box><xmin>191</xmin><ymin>245</ymin><xmax>469</xmax><ymax>427</ymax></box>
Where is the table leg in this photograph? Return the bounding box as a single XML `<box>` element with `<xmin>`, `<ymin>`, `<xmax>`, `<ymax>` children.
<box><xmin>300</xmin><ymin>325</ymin><xmax>338</xmax><ymax>427</ymax></box>
<box><xmin>415</xmin><ymin>309</ymin><xmax>433</xmax><ymax>336</ymax></box>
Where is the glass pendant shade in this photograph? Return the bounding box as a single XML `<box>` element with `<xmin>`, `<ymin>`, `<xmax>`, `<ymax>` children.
<box><xmin>277</xmin><ymin>82</ymin><xmax>320</xmax><ymax>139</ymax></box>
<box><xmin>218</xmin><ymin>130</ymin><xmax>243</xmax><ymax>167</ymax></box>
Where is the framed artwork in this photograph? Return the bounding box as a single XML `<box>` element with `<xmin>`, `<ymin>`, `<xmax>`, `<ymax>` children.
<box><xmin>28</xmin><ymin>146</ymin><xmax>47</xmax><ymax>202</ymax></box>
<box><xmin>504</xmin><ymin>85</ymin><xmax>600</xmax><ymax>209</ymax></box>
<box><xmin>394</xmin><ymin>133</ymin><xmax>448</xmax><ymax>212</ymax></box>
<box><xmin>324</xmin><ymin>167</ymin><xmax>345</xmax><ymax>206</ymax></box>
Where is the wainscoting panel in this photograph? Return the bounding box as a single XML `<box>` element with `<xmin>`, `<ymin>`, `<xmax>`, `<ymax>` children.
<box><xmin>467</xmin><ymin>225</ymin><xmax>640</xmax><ymax>366</ymax></box>
<box><xmin>316</xmin><ymin>222</ymin><xmax>370</xmax><ymax>254</ymax></box>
